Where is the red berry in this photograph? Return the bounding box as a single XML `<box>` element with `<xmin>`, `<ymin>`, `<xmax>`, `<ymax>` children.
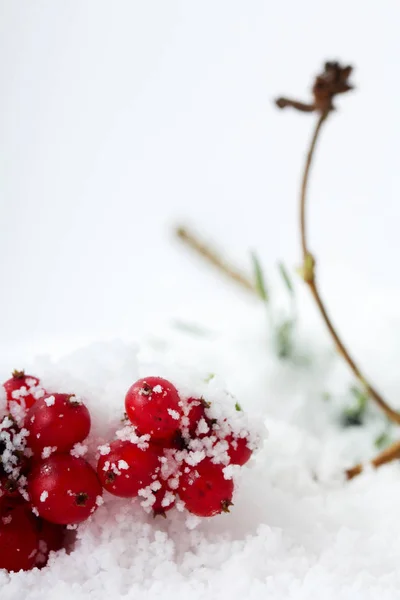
<box><xmin>178</xmin><ymin>458</ymin><xmax>234</xmax><ymax>517</ymax></box>
<box><xmin>25</xmin><ymin>393</ymin><xmax>91</xmax><ymax>456</ymax></box>
<box><xmin>28</xmin><ymin>454</ymin><xmax>102</xmax><ymax>525</ymax></box>
<box><xmin>0</xmin><ymin>501</ymin><xmax>39</xmax><ymax>572</ymax></box>
<box><xmin>226</xmin><ymin>434</ymin><xmax>252</xmax><ymax>466</ymax></box>
<box><xmin>0</xmin><ymin>476</ymin><xmax>21</xmax><ymax>498</ymax></box>
<box><xmin>125</xmin><ymin>377</ymin><xmax>182</xmax><ymax>443</ymax></box>
<box><xmin>152</xmin><ymin>479</ymin><xmax>176</xmax><ymax>516</ymax></box>
<box><xmin>35</xmin><ymin>519</ymin><xmax>65</xmax><ymax>567</ymax></box>
<box><xmin>97</xmin><ymin>440</ymin><xmax>160</xmax><ymax>498</ymax></box>
<box><xmin>3</xmin><ymin>370</ymin><xmax>42</xmax><ymax>411</ymax></box>
<box><xmin>185</xmin><ymin>398</ymin><xmax>211</xmax><ymax>438</ymax></box>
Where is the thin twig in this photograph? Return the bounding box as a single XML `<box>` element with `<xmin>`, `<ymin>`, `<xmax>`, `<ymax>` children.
<box><xmin>175</xmin><ymin>226</ymin><xmax>256</xmax><ymax>294</ymax></box>
<box><xmin>346</xmin><ymin>440</ymin><xmax>400</xmax><ymax>480</ymax></box>
<box><xmin>275</xmin><ymin>98</ymin><xmax>315</xmax><ymax>112</ymax></box>
<box><xmin>298</xmin><ymin>111</ymin><xmax>400</xmax><ymax>425</ymax></box>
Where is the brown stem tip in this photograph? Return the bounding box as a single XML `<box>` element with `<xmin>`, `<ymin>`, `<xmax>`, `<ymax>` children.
<box><xmin>275</xmin><ymin>60</ymin><xmax>354</xmax><ymax>114</ymax></box>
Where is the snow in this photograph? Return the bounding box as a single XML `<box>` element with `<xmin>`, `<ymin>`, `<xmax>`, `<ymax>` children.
<box><xmin>1</xmin><ymin>311</ymin><xmax>400</xmax><ymax>599</ymax></box>
<box><xmin>41</xmin><ymin>446</ymin><xmax>57</xmax><ymax>459</ymax></box>
<box><xmin>70</xmin><ymin>443</ymin><xmax>88</xmax><ymax>458</ymax></box>
<box><xmin>167</xmin><ymin>408</ymin><xmax>180</xmax><ymax>421</ymax></box>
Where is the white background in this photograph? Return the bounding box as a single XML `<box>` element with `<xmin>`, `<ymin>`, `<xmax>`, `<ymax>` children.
<box><xmin>0</xmin><ymin>1</ymin><xmax>399</xmax><ymax>361</ymax></box>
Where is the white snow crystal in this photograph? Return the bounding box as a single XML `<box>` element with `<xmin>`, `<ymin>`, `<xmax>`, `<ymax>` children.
<box><xmin>167</xmin><ymin>408</ymin><xmax>180</xmax><ymax>420</ymax></box>
<box><xmin>98</xmin><ymin>444</ymin><xmax>111</xmax><ymax>456</ymax></box>
<box><xmin>44</xmin><ymin>395</ymin><xmax>55</xmax><ymax>406</ymax></box>
<box><xmin>185</xmin><ymin>514</ymin><xmax>202</xmax><ymax>529</ymax></box>
<box><xmin>41</xmin><ymin>446</ymin><xmax>57</xmax><ymax>459</ymax></box>
<box><xmin>40</xmin><ymin>491</ymin><xmax>48</xmax><ymax>502</ymax></box>
<box><xmin>196</xmin><ymin>417</ymin><xmax>210</xmax><ymax>435</ymax></box>
<box><xmin>70</xmin><ymin>443</ymin><xmax>88</xmax><ymax>458</ymax></box>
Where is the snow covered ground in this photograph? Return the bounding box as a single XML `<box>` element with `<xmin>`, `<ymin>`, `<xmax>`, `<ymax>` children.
<box><xmin>2</xmin><ymin>295</ymin><xmax>400</xmax><ymax>599</ymax></box>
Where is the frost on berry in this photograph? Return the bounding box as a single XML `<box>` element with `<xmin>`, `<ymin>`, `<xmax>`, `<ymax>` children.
<box><xmin>0</xmin><ymin>416</ymin><xmax>30</xmax><ymax>500</ymax></box>
<box><xmin>178</xmin><ymin>459</ymin><xmax>234</xmax><ymax>518</ymax></box>
<box><xmin>25</xmin><ymin>393</ymin><xmax>91</xmax><ymax>456</ymax></box>
<box><xmin>3</xmin><ymin>371</ymin><xmax>45</xmax><ymax>416</ymax></box>
<box><xmin>97</xmin><ymin>440</ymin><xmax>161</xmax><ymax>498</ymax></box>
<box><xmin>125</xmin><ymin>377</ymin><xmax>183</xmax><ymax>443</ymax></box>
<box><xmin>70</xmin><ymin>443</ymin><xmax>88</xmax><ymax>458</ymax></box>
<box><xmin>28</xmin><ymin>454</ymin><xmax>102</xmax><ymax>525</ymax></box>
<box><xmin>44</xmin><ymin>395</ymin><xmax>55</xmax><ymax>407</ymax></box>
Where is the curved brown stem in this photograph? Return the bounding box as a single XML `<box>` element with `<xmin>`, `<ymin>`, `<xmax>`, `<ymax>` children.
<box><xmin>300</xmin><ymin>112</ymin><xmax>400</xmax><ymax>425</ymax></box>
<box><xmin>346</xmin><ymin>439</ymin><xmax>400</xmax><ymax>480</ymax></box>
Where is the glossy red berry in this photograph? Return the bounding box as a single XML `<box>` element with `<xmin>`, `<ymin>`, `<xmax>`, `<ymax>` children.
<box><xmin>25</xmin><ymin>393</ymin><xmax>91</xmax><ymax>456</ymax></box>
<box><xmin>152</xmin><ymin>479</ymin><xmax>176</xmax><ymax>517</ymax></box>
<box><xmin>28</xmin><ymin>454</ymin><xmax>102</xmax><ymax>525</ymax></box>
<box><xmin>226</xmin><ymin>434</ymin><xmax>252</xmax><ymax>466</ymax></box>
<box><xmin>97</xmin><ymin>440</ymin><xmax>160</xmax><ymax>498</ymax></box>
<box><xmin>178</xmin><ymin>458</ymin><xmax>234</xmax><ymax>517</ymax></box>
<box><xmin>3</xmin><ymin>370</ymin><xmax>43</xmax><ymax>411</ymax></box>
<box><xmin>125</xmin><ymin>377</ymin><xmax>182</xmax><ymax>443</ymax></box>
<box><xmin>0</xmin><ymin>500</ymin><xmax>39</xmax><ymax>572</ymax></box>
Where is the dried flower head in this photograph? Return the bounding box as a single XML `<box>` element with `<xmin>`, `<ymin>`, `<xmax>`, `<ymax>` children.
<box><xmin>312</xmin><ymin>62</ymin><xmax>353</xmax><ymax>112</ymax></box>
<box><xmin>275</xmin><ymin>60</ymin><xmax>354</xmax><ymax>114</ymax></box>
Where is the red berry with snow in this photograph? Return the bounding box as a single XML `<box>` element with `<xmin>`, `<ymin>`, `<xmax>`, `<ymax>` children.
<box><xmin>0</xmin><ymin>499</ymin><xmax>39</xmax><ymax>572</ymax></box>
<box><xmin>0</xmin><ymin>416</ymin><xmax>30</xmax><ymax>499</ymax></box>
<box><xmin>178</xmin><ymin>458</ymin><xmax>234</xmax><ymax>517</ymax></box>
<box><xmin>25</xmin><ymin>393</ymin><xmax>91</xmax><ymax>457</ymax></box>
<box><xmin>97</xmin><ymin>440</ymin><xmax>160</xmax><ymax>498</ymax></box>
<box><xmin>185</xmin><ymin>397</ymin><xmax>211</xmax><ymax>438</ymax></box>
<box><xmin>152</xmin><ymin>479</ymin><xmax>176</xmax><ymax>516</ymax></box>
<box><xmin>226</xmin><ymin>434</ymin><xmax>252</xmax><ymax>466</ymax></box>
<box><xmin>35</xmin><ymin>518</ymin><xmax>65</xmax><ymax>567</ymax></box>
<box><xmin>125</xmin><ymin>377</ymin><xmax>182</xmax><ymax>443</ymax></box>
<box><xmin>28</xmin><ymin>454</ymin><xmax>102</xmax><ymax>525</ymax></box>
<box><xmin>3</xmin><ymin>370</ymin><xmax>43</xmax><ymax>411</ymax></box>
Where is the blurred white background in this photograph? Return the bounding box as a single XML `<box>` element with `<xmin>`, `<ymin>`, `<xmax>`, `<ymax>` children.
<box><xmin>0</xmin><ymin>1</ymin><xmax>399</xmax><ymax>362</ymax></box>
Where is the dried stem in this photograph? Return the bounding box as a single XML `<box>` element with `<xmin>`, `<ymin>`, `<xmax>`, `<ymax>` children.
<box><xmin>175</xmin><ymin>226</ymin><xmax>256</xmax><ymax>294</ymax></box>
<box><xmin>346</xmin><ymin>440</ymin><xmax>400</xmax><ymax>480</ymax></box>
<box><xmin>275</xmin><ymin>98</ymin><xmax>315</xmax><ymax>112</ymax></box>
<box><xmin>298</xmin><ymin>111</ymin><xmax>400</xmax><ymax>425</ymax></box>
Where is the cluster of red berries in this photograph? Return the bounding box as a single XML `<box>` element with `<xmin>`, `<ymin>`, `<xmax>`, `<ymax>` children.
<box><xmin>0</xmin><ymin>371</ymin><xmax>102</xmax><ymax>573</ymax></box>
<box><xmin>0</xmin><ymin>371</ymin><xmax>255</xmax><ymax>573</ymax></box>
<box><xmin>97</xmin><ymin>376</ymin><xmax>253</xmax><ymax>518</ymax></box>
